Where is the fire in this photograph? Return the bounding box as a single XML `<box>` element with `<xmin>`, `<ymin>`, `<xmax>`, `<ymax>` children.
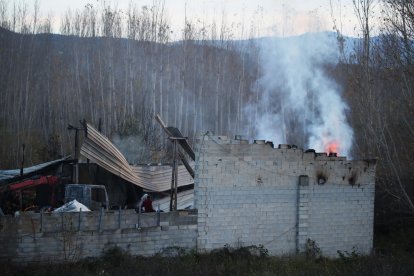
<box><xmin>325</xmin><ymin>141</ymin><xmax>340</xmax><ymax>155</ymax></box>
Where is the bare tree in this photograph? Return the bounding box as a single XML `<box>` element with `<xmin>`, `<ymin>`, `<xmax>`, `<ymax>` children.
<box><xmin>348</xmin><ymin>0</ymin><xmax>414</xmax><ymax>218</ymax></box>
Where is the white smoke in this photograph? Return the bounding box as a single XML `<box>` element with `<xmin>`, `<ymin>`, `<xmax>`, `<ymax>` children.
<box><xmin>112</xmin><ymin>135</ymin><xmax>152</xmax><ymax>164</ymax></box>
<box><xmin>246</xmin><ymin>32</ymin><xmax>353</xmax><ymax>157</ymax></box>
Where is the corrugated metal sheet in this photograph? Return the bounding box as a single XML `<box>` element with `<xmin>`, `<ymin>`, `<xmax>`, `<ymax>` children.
<box><xmin>131</xmin><ymin>165</ymin><xmax>193</xmax><ymax>192</ymax></box>
<box><xmin>0</xmin><ymin>157</ymin><xmax>69</xmax><ymax>186</ymax></box>
<box><xmin>80</xmin><ymin>124</ymin><xmax>194</xmax><ymax>192</ymax></box>
<box><xmin>152</xmin><ymin>189</ymin><xmax>194</xmax><ymax>212</ymax></box>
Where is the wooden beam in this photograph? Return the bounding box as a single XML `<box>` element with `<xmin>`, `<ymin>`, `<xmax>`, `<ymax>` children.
<box><xmin>179</xmin><ymin>152</ymin><xmax>195</xmax><ymax>179</ymax></box>
<box><xmin>155</xmin><ymin>114</ymin><xmax>171</xmax><ymax>136</ymax></box>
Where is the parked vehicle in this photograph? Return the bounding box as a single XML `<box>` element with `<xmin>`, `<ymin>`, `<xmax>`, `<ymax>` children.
<box><xmin>65</xmin><ymin>184</ymin><xmax>109</xmax><ymax>210</ymax></box>
<box><xmin>1</xmin><ymin>174</ymin><xmax>129</xmax><ymax>213</ymax></box>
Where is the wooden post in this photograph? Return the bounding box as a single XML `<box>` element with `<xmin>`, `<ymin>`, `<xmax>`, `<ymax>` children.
<box><xmin>174</xmin><ymin>151</ymin><xmax>178</xmax><ymax>211</ymax></box>
<box><xmin>74</xmin><ymin>128</ymin><xmax>79</xmax><ymax>183</ymax></box>
<box><xmin>68</xmin><ymin>125</ymin><xmax>79</xmax><ymax>183</ymax></box>
<box><xmin>170</xmin><ymin>139</ymin><xmax>177</xmax><ymax>211</ymax></box>
<box><xmin>68</xmin><ymin>123</ymin><xmax>87</xmax><ymax>183</ymax></box>
<box><xmin>155</xmin><ymin>114</ymin><xmax>168</xmax><ymax>129</ymax></box>
<box><xmin>20</xmin><ymin>144</ymin><xmax>25</xmax><ymax>176</ymax></box>
<box><xmin>80</xmin><ymin>119</ymin><xmax>89</xmax><ymax>164</ymax></box>
<box><xmin>155</xmin><ymin>114</ymin><xmax>192</xmax><ymax>210</ymax></box>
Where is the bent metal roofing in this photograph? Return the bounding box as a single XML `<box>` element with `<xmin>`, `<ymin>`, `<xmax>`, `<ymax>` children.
<box><xmin>80</xmin><ymin>123</ymin><xmax>194</xmax><ymax>192</ymax></box>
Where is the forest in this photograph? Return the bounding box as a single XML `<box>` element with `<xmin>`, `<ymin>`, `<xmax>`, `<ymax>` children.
<box><xmin>0</xmin><ymin>0</ymin><xmax>414</xmax><ymax>229</ymax></box>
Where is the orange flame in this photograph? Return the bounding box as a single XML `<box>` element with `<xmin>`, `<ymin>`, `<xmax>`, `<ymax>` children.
<box><xmin>325</xmin><ymin>141</ymin><xmax>340</xmax><ymax>155</ymax></box>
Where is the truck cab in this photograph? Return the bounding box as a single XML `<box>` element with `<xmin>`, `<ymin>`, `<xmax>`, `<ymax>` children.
<box><xmin>65</xmin><ymin>184</ymin><xmax>109</xmax><ymax>210</ymax></box>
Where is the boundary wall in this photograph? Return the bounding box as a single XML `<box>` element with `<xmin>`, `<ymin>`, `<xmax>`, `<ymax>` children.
<box><xmin>0</xmin><ymin>209</ymin><xmax>197</xmax><ymax>263</ymax></box>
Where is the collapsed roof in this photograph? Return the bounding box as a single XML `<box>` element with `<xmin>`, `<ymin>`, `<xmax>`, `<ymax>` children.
<box><xmin>80</xmin><ymin>123</ymin><xmax>194</xmax><ymax>192</ymax></box>
<box><xmin>153</xmin><ymin>189</ymin><xmax>194</xmax><ymax>212</ymax></box>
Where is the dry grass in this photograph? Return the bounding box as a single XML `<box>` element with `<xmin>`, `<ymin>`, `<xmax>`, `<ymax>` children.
<box><xmin>3</xmin><ymin>227</ymin><xmax>414</xmax><ymax>276</ymax></box>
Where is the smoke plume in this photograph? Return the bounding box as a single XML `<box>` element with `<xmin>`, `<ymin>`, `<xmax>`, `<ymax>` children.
<box><xmin>246</xmin><ymin>32</ymin><xmax>353</xmax><ymax>157</ymax></box>
<box><xmin>112</xmin><ymin>135</ymin><xmax>153</xmax><ymax>164</ymax></box>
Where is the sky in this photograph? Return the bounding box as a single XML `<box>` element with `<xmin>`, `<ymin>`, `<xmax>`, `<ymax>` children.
<box><xmin>11</xmin><ymin>0</ymin><xmax>383</xmax><ymax>38</ymax></box>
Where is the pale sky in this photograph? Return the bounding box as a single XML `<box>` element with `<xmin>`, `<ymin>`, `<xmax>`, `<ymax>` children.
<box><xmin>9</xmin><ymin>0</ymin><xmax>383</xmax><ymax>38</ymax></box>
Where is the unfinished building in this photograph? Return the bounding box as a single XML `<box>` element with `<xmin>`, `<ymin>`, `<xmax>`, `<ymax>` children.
<box><xmin>0</xmin><ymin>129</ymin><xmax>376</xmax><ymax>262</ymax></box>
<box><xmin>194</xmin><ymin>134</ymin><xmax>376</xmax><ymax>257</ymax></box>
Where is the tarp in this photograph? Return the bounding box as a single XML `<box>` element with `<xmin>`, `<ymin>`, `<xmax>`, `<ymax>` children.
<box><xmin>53</xmin><ymin>199</ymin><xmax>90</xmax><ymax>212</ymax></box>
<box><xmin>80</xmin><ymin>124</ymin><xmax>194</xmax><ymax>192</ymax></box>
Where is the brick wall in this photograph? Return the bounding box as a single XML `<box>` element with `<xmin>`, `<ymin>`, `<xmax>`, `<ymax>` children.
<box><xmin>194</xmin><ymin>134</ymin><xmax>376</xmax><ymax>257</ymax></box>
<box><xmin>0</xmin><ymin>210</ymin><xmax>197</xmax><ymax>263</ymax></box>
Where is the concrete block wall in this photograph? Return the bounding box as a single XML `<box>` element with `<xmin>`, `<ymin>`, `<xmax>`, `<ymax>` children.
<box><xmin>0</xmin><ymin>210</ymin><xmax>197</xmax><ymax>263</ymax></box>
<box><xmin>306</xmin><ymin>165</ymin><xmax>375</xmax><ymax>256</ymax></box>
<box><xmin>0</xmin><ymin>133</ymin><xmax>376</xmax><ymax>262</ymax></box>
<box><xmin>194</xmin><ymin>134</ymin><xmax>376</xmax><ymax>257</ymax></box>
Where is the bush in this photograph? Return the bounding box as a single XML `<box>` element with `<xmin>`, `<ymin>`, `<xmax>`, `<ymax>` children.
<box><xmin>305</xmin><ymin>238</ymin><xmax>322</xmax><ymax>260</ymax></box>
<box><xmin>1</xmin><ymin>242</ymin><xmax>414</xmax><ymax>276</ymax></box>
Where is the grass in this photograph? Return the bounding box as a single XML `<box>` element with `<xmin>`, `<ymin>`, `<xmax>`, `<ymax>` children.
<box><xmin>3</xmin><ymin>228</ymin><xmax>414</xmax><ymax>276</ymax></box>
<box><xmin>3</xmin><ymin>249</ymin><xmax>414</xmax><ymax>276</ymax></box>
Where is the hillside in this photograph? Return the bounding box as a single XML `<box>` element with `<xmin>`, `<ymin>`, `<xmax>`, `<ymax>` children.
<box><xmin>0</xmin><ymin>27</ymin><xmax>261</xmax><ymax>168</ymax></box>
<box><xmin>1</xmin><ymin>27</ymin><xmax>414</xmax><ymax>227</ymax></box>
<box><xmin>0</xmin><ymin>28</ymin><xmax>357</xmax><ymax>168</ymax></box>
